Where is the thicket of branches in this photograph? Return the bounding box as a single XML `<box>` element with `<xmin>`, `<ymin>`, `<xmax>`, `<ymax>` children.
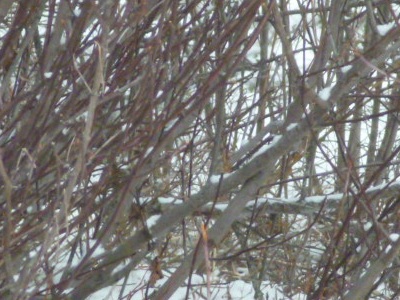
<box><xmin>1</xmin><ymin>0</ymin><xmax>400</xmax><ymax>299</ymax></box>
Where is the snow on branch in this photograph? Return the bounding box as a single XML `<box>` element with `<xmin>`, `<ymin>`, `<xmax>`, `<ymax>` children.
<box><xmin>198</xmin><ymin>180</ymin><xmax>400</xmax><ymax>216</ymax></box>
<box><xmin>376</xmin><ymin>22</ymin><xmax>397</xmax><ymax>36</ymax></box>
<box><xmin>318</xmin><ymin>86</ymin><xmax>332</xmax><ymax>102</ymax></box>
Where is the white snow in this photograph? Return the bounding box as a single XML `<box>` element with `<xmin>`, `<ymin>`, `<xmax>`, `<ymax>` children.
<box><xmin>318</xmin><ymin>86</ymin><xmax>332</xmax><ymax>101</ymax></box>
<box><xmin>74</xmin><ymin>7</ymin><xmax>82</xmax><ymax>16</ymax></box>
<box><xmin>210</xmin><ymin>172</ymin><xmax>234</xmax><ymax>184</ymax></box>
<box><xmin>87</xmin><ymin>284</ymin><xmax>123</xmax><ymax>299</ymax></box>
<box><xmin>169</xmin><ymin>286</ymin><xmax>193</xmax><ymax>299</ymax></box>
<box><xmin>185</xmin><ymin>273</ymin><xmax>204</xmax><ymax>285</ymax></box>
<box><xmin>145</xmin><ymin>147</ymin><xmax>154</xmax><ymax>157</ymax></box>
<box><xmin>76</xmin><ymin>111</ymin><xmax>88</xmax><ymax>121</ymax></box>
<box><xmin>253</xmin><ymin>135</ymin><xmax>282</xmax><ymax>158</ymax></box>
<box><xmin>341</xmin><ymin>65</ymin><xmax>352</xmax><ymax>74</ymax></box>
<box><xmin>306</xmin><ymin>194</ymin><xmax>342</xmax><ymax>203</ymax></box>
<box><xmin>165</xmin><ymin>118</ymin><xmax>178</xmax><ymax>131</ymax></box>
<box><xmin>377</xmin><ymin>22</ymin><xmax>396</xmax><ymax>36</ymax></box>
<box><xmin>246</xmin><ymin>192</ymin><xmax>344</xmax><ymax>208</ymax></box>
<box><xmin>158</xmin><ymin>197</ymin><xmax>176</xmax><ymax>204</ymax></box>
<box><xmin>365</xmin><ymin>180</ymin><xmax>400</xmax><ymax>194</ymax></box>
<box><xmin>60</xmin><ymin>32</ymin><xmax>67</xmax><ymax>45</ymax></box>
<box><xmin>287</xmin><ymin>123</ymin><xmax>297</xmax><ymax>131</ymax></box>
<box><xmin>214</xmin><ymin>203</ymin><xmax>229</xmax><ymax>211</ymax></box>
<box><xmin>228</xmin><ymin>280</ymin><xmax>254</xmax><ymax>299</ymax></box>
<box><xmin>147</xmin><ymin>214</ymin><xmax>161</xmax><ymax>228</ymax></box>
<box><xmin>61</xmin><ymin>288</ymin><xmax>73</xmax><ymax>295</ymax></box>
<box><xmin>363</xmin><ymin>222</ymin><xmax>373</xmax><ymax>231</ymax></box>
<box><xmin>390</xmin><ymin>234</ymin><xmax>400</xmax><ymax>242</ymax></box>
<box><xmin>44</xmin><ymin>72</ymin><xmax>52</xmax><ymax>79</ymax></box>
<box><xmin>304</xmin><ymin>195</ymin><xmax>326</xmax><ymax>203</ymax></box>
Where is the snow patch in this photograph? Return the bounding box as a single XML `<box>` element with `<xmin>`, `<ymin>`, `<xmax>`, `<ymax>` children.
<box><xmin>76</xmin><ymin>111</ymin><xmax>88</xmax><ymax>121</ymax></box>
<box><xmin>253</xmin><ymin>135</ymin><xmax>282</xmax><ymax>158</ymax></box>
<box><xmin>377</xmin><ymin>22</ymin><xmax>396</xmax><ymax>36</ymax></box>
<box><xmin>306</xmin><ymin>194</ymin><xmax>342</xmax><ymax>203</ymax></box>
<box><xmin>158</xmin><ymin>197</ymin><xmax>176</xmax><ymax>204</ymax></box>
<box><xmin>74</xmin><ymin>7</ymin><xmax>82</xmax><ymax>16</ymax></box>
<box><xmin>145</xmin><ymin>147</ymin><xmax>154</xmax><ymax>157</ymax></box>
<box><xmin>62</xmin><ymin>128</ymin><xmax>69</xmax><ymax>135</ymax></box>
<box><xmin>147</xmin><ymin>215</ymin><xmax>161</xmax><ymax>228</ymax></box>
<box><xmin>363</xmin><ymin>222</ymin><xmax>373</xmax><ymax>231</ymax></box>
<box><xmin>187</xmin><ymin>274</ymin><xmax>204</xmax><ymax>285</ymax></box>
<box><xmin>318</xmin><ymin>86</ymin><xmax>332</xmax><ymax>101</ymax></box>
<box><xmin>165</xmin><ymin>118</ymin><xmax>178</xmax><ymax>131</ymax></box>
<box><xmin>214</xmin><ymin>203</ymin><xmax>229</xmax><ymax>211</ymax></box>
<box><xmin>390</xmin><ymin>233</ymin><xmax>400</xmax><ymax>242</ymax></box>
<box><xmin>341</xmin><ymin>65</ymin><xmax>352</xmax><ymax>74</ymax></box>
<box><xmin>210</xmin><ymin>172</ymin><xmax>233</xmax><ymax>184</ymax></box>
<box><xmin>60</xmin><ymin>33</ymin><xmax>67</xmax><ymax>45</ymax></box>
